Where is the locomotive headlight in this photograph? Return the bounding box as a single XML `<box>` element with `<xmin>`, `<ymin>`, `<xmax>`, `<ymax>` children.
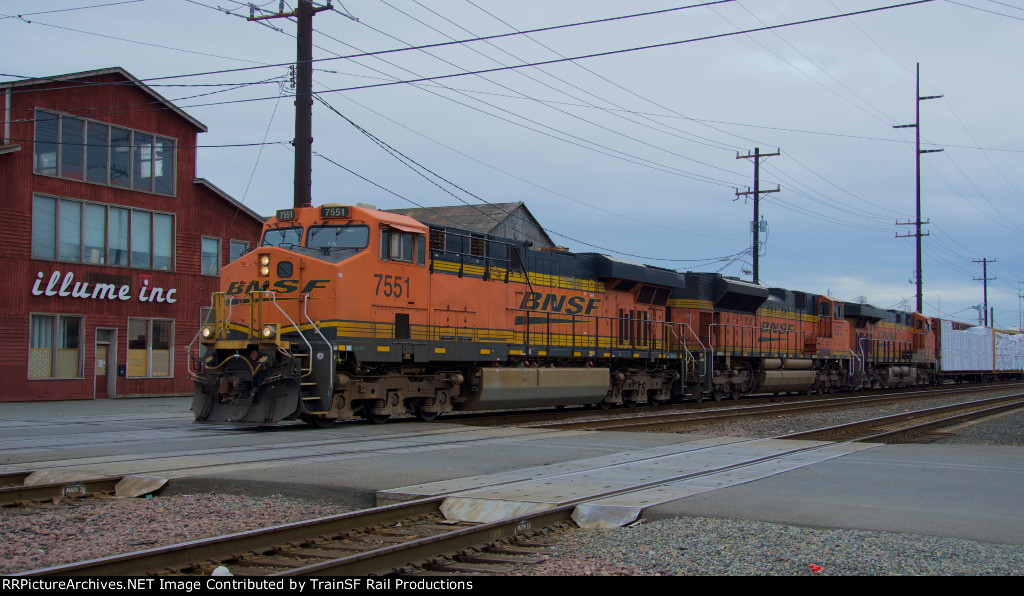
<box><xmin>259</xmin><ymin>255</ymin><xmax>271</xmax><ymax>277</ymax></box>
<box><xmin>259</xmin><ymin>255</ymin><xmax>270</xmax><ymax>266</ymax></box>
<box><xmin>201</xmin><ymin>326</ymin><xmax>214</xmax><ymax>340</ymax></box>
<box><xmin>259</xmin><ymin>265</ymin><xmax>271</xmax><ymax>277</ymax></box>
<box><xmin>261</xmin><ymin>324</ymin><xmax>277</xmax><ymax>340</ymax></box>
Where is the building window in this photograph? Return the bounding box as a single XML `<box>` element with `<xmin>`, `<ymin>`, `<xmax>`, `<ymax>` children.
<box><xmin>201</xmin><ymin>237</ymin><xmax>221</xmax><ymax>276</ymax></box>
<box><xmin>131</xmin><ymin>210</ymin><xmax>151</xmax><ymax>269</ymax></box>
<box><xmin>33</xmin><ymin>109</ymin><xmax>176</xmax><ymax>196</ymax></box>
<box><xmin>32</xmin><ymin>195</ymin><xmax>173</xmax><ymax>271</ymax></box>
<box><xmin>34</xmin><ymin>111</ymin><xmax>58</xmax><ymax>175</ymax></box>
<box><xmin>229</xmin><ymin>240</ymin><xmax>250</xmax><ymax>262</ymax></box>
<box><xmin>127</xmin><ymin>318</ymin><xmax>172</xmax><ymax>378</ymax></box>
<box><xmin>29</xmin><ymin>314</ymin><xmax>83</xmax><ymax>379</ymax></box>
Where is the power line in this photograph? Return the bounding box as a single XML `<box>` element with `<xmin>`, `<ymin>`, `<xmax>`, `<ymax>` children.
<box><xmin>371</xmin><ymin>1</ymin><xmax>749</xmax><ymax>182</ymax></box>
<box><xmin>0</xmin><ymin>0</ymin><xmax>147</xmax><ymax>20</ymax></box>
<box><xmin>310</xmin><ymin>1</ymin><xmax>938</xmax><ymax>97</ymax></box>
<box><xmin>314</xmin><ymin>94</ymin><xmax>749</xmax><ymax>264</ymax></box>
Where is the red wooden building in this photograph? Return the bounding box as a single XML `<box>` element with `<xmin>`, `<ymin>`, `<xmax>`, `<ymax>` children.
<box><xmin>0</xmin><ymin>67</ymin><xmax>264</xmax><ymax>401</ymax></box>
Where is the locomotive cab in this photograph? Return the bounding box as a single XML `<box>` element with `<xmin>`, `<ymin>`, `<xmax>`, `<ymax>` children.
<box><xmin>191</xmin><ymin>204</ymin><xmax>432</xmax><ymax>426</ymax></box>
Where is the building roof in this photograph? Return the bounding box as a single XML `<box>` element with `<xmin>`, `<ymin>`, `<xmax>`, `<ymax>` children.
<box><xmin>0</xmin><ymin>67</ymin><xmax>207</xmax><ymax>132</ymax></box>
<box><xmin>193</xmin><ymin>178</ymin><xmax>266</xmax><ymax>224</ymax></box>
<box><xmin>386</xmin><ymin>202</ymin><xmax>554</xmax><ymax>246</ymax></box>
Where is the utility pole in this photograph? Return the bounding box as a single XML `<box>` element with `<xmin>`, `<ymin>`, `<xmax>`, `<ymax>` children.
<box><xmin>1018</xmin><ymin>288</ymin><xmax>1023</xmax><ymax>332</ymax></box>
<box><xmin>735</xmin><ymin>147</ymin><xmax>780</xmax><ymax>285</ymax></box>
<box><xmin>894</xmin><ymin>63</ymin><xmax>942</xmax><ymax>314</ymax></box>
<box><xmin>249</xmin><ymin>0</ymin><xmax>333</xmax><ymax>209</ymax></box>
<box><xmin>973</xmin><ymin>257</ymin><xmax>996</xmax><ymax>326</ymax></box>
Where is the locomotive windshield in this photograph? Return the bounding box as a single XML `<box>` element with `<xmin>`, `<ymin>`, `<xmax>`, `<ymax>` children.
<box><xmin>262</xmin><ymin>226</ymin><xmax>303</xmax><ymax>248</ymax></box>
<box><xmin>307</xmin><ymin>224</ymin><xmax>369</xmax><ymax>250</ymax></box>
<box><xmin>301</xmin><ymin>224</ymin><xmax>370</xmax><ymax>263</ymax></box>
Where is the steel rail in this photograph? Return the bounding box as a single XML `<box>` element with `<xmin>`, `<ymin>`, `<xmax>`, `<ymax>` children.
<box><xmin>0</xmin><ymin>475</ymin><xmax>122</xmax><ymax>506</ymax></box>
<box><xmin>271</xmin><ymin>507</ymin><xmax>576</xmax><ymax>576</ymax></box>
<box><xmin>781</xmin><ymin>393</ymin><xmax>1024</xmax><ymax>442</ymax></box>
<box><xmin>526</xmin><ymin>384</ymin><xmax>1024</xmax><ymax>432</ymax></box>
<box><xmin>451</xmin><ymin>381</ymin><xmax>1024</xmax><ymax>429</ymax></box>
<box><xmin>18</xmin><ymin>432</ymin><xmax>857</xmax><ymax>576</ymax></box>
<box><xmin>855</xmin><ymin>399</ymin><xmax>1024</xmax><ymax>443</ymax></box>
<box><xmin>14</xmin><ymin>498</ymin><xmax>445</xmax><ymax>576</ymax></box>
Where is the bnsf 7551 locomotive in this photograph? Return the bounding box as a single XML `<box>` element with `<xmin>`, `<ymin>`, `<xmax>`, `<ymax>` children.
<box><xmin>189</xmin><ymin>204</ymin><xmax>1021</xmax><ymax>426</ymax></box>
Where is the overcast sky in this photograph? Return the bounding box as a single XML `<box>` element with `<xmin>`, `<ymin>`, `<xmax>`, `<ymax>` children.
<box><xmin>3</xmin><ymin>0</ymin><xmax>1022</xmax><ymax>328</ymax></box>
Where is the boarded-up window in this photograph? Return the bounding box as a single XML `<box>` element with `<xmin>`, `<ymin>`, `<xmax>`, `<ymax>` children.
<box><xmin>127</xmin><ymin>318</ymin><xmax>172</xmax><ymax>378</ymax></box>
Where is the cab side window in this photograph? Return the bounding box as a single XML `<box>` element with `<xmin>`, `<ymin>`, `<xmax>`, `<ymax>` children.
<box><xmin>381</xmin><ymin>229</ymin><xmax>424</xmax><ymax>265</ymax></box>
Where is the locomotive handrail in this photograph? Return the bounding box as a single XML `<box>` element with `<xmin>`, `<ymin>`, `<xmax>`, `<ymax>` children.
<box><xmin>858</xmin><ymin>336</ymin><xmax>914</xmax><ymax>363</ymax></box>
<box><xmin>708</xmin><ymin>322</ymin><xmax>813</xmax><ymax>357</ymax></box>
<box><xmin>848</xmin><ymin>350</ymin><xmax>862</xmax><ymax>381</ymax></box>
<box><xmin>507</xmin><ymin>307</ymin><xmax>696</xmax><ymax>358</ymax></box>
<box><xmin>185</xmin><ymin>292</ymin><xmax>234</xmax><ymax>380</ymax></box>
<box><xmin>299</xmin><ymin>293</ymin><xmax>334</xmax><ymax>396</ymax></box>
<box><xmin>185</xmin><ymin>330</ymin><xmax>204</xmax><ymax>380</ymax></box>
<box><xmin>667</xmin><ymin>322</ymin><xmax>706</xmax><ymax>378</ymax></box>
<box><xmin>429</xmin><ymin>227</ymin><xmax>523</xmax><ymax>287</ymax></box>
<box><xmin>248</xmin><ymin>291</ymin><xmax>315</xmax><ymax>378</ymax></box>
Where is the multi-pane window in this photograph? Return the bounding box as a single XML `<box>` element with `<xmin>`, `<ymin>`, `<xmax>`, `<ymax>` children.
<box><xmin>127</xmin><ymin>318</ymin><xmax>172</xmax><ymax>378</ymax></box>
<box><xmin>33</xmin><ymin>109</ymin><xmax>176</xmax><ymax>196</ymax></box>
<box><xmin>32</xmin><ymin>195</ymin><xmax>174</xmax><ymax>271</ymax></box>
<box><xmin>29</xmin><ymin>314</ymin><xmax>83</xmax><ymax>379</ymax></box>
<box><xmin>201</xmin><ymin>237</ymin><xmax>221</xmax><ymax>276</ymax></box>
<box><xmin>380</xmin><ymin>230</ymin><xmax>425</xmax><ymax>265</ymax></box>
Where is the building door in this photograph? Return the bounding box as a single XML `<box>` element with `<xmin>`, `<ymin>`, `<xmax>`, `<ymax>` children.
<box><xmin>95</xmin><ymin>344</ymin><xmax>109</xmax><ymax>398</ymax></box>
<box><xmin>95</xmin><ymin>329</ymin><xmax>116</xmax><ymax>399</ymax></box>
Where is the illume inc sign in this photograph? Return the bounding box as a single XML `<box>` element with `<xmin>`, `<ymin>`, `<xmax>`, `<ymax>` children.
<box><xmin>31</xmin><ymin>270</ymin><xmax>178</xmax><ymax>303</ymax></box>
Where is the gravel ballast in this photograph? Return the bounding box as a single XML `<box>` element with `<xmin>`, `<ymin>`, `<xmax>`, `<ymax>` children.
<box><xmin>0</xmin><ymin>494</ymin><xmax>353</xmax><ymax>575</ymax></box>
<box><xmin>515</xmin><ymin>518</ymin><xmax>1024</xmax><ymax>575</ymax></box>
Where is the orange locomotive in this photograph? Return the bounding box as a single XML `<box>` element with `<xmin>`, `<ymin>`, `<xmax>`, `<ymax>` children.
<box><xmin>190</xmin><ymin>203</ymin><xmax>938</xmax><ymax>426</ymax></box>
<box><xmin>191</xmin><ymin>204</ymin><xmax>685</xmax><ymax>425</ymax></box>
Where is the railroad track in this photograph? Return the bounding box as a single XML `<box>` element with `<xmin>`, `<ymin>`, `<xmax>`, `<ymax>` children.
<box><xmin>0</xmin><ymin>471</ymin><xmax>166</xmax><ymax>506</ymax></box>
<box><xmin>12</xmin><ymin>387</ymin><xmax>1023</xmax><ymax>577</ymax></box>
<box><xmin>515</xmin><ymin>384</ymin><xmax>1024</xmax><ymax>432</ymax></box>
<box><xmin>449</xmin><ymin>382</ymin><xmax>1024</xmax><ymax>429</ymax></box>
<box><xmin>783</xmin><ymin>393</ymin><xmax>1024</xmax><ymax>443</ymax></box>
<box><xmin>11</xmin><ymin>494</ymin><xmax>570</xmax><ymax>576</ymax></box>
<box><xmin>12</xmin><ymin>431</ymin><xmax>885</xmax><ymax>576</ymax></box>
<box><xmin>1</xmin><ymin>471</ymin><xmax>121</xmax><ymax>506</ymax></box>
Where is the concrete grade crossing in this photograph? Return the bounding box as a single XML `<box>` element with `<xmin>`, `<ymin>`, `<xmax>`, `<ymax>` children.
<box><xmin>0</xmin><ymin>397</ymin><xmax>1022</xmax><ymax>545</ymax></box>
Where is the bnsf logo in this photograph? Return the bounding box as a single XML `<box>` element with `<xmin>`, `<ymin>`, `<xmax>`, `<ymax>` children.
<box><xmin>226</xmin><ymin>279</ymin><xmax>330</xmax><ymax>295</ymax></box>
<box><xmin>519</xmin><ymin>291</ymin><xmax>601</xmax><ymax>315</ymax></box>
<box><xmin>760</xmin><ymin>322</ymin><xmax>795</xmax><ymax>334</ymax></box>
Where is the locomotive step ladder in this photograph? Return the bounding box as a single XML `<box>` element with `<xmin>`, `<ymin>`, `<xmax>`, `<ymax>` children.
<box><xmin>295</xmin><ymin>349</ymin><xmax>330</xmax><ymax>415</ymax></box>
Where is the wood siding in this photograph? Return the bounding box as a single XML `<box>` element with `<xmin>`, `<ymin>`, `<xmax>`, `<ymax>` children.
<box><xmin>0</xmin><ymin>70</ymin><xmax>263</xmax><ymax>401</ymax></box>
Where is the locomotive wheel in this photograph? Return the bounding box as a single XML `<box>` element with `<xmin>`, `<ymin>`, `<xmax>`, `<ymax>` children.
<box><xmin>365</xmin><ymin>413</ymin><xmax>391</xmax><ymax>424</ymax></box>
<box><xmin>712</xmin><ymin>387</ymin><xmax>726</xmax><ymax>401</ymax></box>
<box><xmin>417</xmin><ymin>409</ymin><xmax>441</xmax><ymax>422</ymax></box>
<box><xmin>598</xmin><ymin>401</ymin><xmax>613</xmax><ymax>410</ymax></box>
<box><xmin>301</xmin><ymin>415</ymin><xmax>337</xmax><ymax>428</ymax></box>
